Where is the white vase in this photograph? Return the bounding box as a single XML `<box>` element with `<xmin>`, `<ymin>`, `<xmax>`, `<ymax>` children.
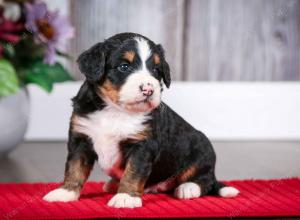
<box><xmin>0</xmin><ymin>89</ymin><xmax>30</xmax><ymax>156</ymax></box>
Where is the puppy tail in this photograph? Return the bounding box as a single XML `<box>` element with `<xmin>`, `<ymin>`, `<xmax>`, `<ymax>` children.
<box><xmin>212</xmin><ymin>181</ymin><xmax>240</xmax><ymax>198</ymax></box>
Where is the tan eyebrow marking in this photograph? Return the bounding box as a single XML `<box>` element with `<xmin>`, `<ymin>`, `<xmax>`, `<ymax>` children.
<box><xmin>153</xmin><ymin>53</ymin><xmax>160</xmax><ymax>65</ymax></box>
<box><xmin>123</xmin><ymin>51</ymin><xmax>136</xmax><ymax>63</ymax></box>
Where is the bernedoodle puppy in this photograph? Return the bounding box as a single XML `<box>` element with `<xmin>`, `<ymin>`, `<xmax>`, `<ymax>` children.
<box><xmin>43</xmin><ymin>32</ymin><xmax>239</xmax><ymax>208</ymax></box>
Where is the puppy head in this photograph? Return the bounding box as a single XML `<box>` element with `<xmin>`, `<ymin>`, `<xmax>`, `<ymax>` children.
<box><xmin>77</xmin><ymin>33</ymin><xmax>170</xmax><ymax>113</ymax></box>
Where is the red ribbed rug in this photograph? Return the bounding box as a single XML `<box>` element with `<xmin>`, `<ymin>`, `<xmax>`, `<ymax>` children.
<box><xmin>0</xmin><ymin>178</ymin><xmax>300</xmax><ymax>219</ymax></box>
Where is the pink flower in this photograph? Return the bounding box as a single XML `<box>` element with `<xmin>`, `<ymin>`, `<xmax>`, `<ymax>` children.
<box><xmin>0</xmin><ymin>11</ymin><xmax>23</xmax><ymax>56</ymax></box>
<box><xmin>0</xmin><ymin>12</ymin><xmax>23</xmax><ymax>43</ymax></box>
<box><xmin>25</xmin><ymin>1</ymin><xmax>74</xmax><ymax>64</ymax></box>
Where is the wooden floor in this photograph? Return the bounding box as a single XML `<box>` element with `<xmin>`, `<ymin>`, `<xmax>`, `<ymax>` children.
<box><xmin>0</xmin><ymin>141</ymin><xmax>299</xmax><ymax>183</ymax></box>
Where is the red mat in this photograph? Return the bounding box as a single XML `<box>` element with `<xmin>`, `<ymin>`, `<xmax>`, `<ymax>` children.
<box><xmin>0</xmin><ymin>178</ymin><xmax>300</xmax><ymax>219</ymax></box>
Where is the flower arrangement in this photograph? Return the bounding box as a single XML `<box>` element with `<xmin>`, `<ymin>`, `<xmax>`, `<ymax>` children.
<box><xmin>0</xmin><ymin>0</ymin><xmax>74</xmax><ymax>97</ymax></box>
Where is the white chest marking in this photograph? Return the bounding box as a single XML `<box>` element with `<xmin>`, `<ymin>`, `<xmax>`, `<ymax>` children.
<box><xmin>73</xmin><ymin>106</ymin><xmax>149</xmax><ymax>171</ymax></box>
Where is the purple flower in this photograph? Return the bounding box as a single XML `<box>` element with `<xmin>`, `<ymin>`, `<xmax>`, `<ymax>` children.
<box><xmin>25</xmin><ymin>1</ymin><xmax>74</xmax><ymax>64</ymax></box>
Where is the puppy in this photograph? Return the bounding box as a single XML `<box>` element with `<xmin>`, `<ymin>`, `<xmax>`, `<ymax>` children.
<box><xmin>43</xmin><ymin>32</ymin><xmax>239</xmax><ymax>208</ymax></box>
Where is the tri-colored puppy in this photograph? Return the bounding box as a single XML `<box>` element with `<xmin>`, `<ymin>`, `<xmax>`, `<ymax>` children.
<box><xmin>43</xmin><ymin>32</ymin><xmax>239</xmax><ymax>208</ymax></box>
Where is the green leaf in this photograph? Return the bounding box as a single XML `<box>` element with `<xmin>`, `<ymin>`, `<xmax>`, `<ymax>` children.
<box><xmin>24</xmin><ymin>60</ymin><xmax>73</xmax><ymax>93</ymax></box>
<box><xmin>0</xmin><ymin>59</ymin><xmax>19</xmax><ymax>97</ymax></box>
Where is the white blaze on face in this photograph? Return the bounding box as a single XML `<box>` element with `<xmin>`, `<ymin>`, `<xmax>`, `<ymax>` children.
<box><xmin>119</xmin><ymin>37</ymin><xmax>161</xmax><ymax>112</ymax></box>
<box><xmin>137</xmin><ymin>37</ymin><xmax>152</xmax><ymax>65</ymax></box>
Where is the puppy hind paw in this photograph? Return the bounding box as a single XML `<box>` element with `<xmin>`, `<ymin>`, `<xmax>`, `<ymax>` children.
<box><xmin>43</xmin><ymin>188</ymin><xmax>79</xmax><ymax>202</ymax></box>
<box><xmin>174</xmin><ymin>182</ymin><xmax>201</xmax><ymax>199</ymax></box>
<box><xmin>219</xmin><ymin>186</ymin><xmax>240</xmax><ymax>198</ymax></box>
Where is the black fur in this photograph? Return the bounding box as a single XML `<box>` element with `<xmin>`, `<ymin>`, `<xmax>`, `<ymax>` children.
<box><xmin>77</xmin><ymin>42</ymin><xmax>106</xmax><ymax>83</ymax></box>
<box><xmin>126</xmin><ymin>105</ymin><xmax>222</xmax><ymax>194</ymax></box>
<box><xmin>155</xmin><ymin>44</ymin><xmax>171</xmax><ymax>88</ymax></box>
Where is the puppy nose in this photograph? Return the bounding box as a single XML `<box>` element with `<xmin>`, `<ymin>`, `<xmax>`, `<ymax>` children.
<box><xmin>140</xmin><ymin>83</ymin><xmax>154</xmax><ymax>97</ymax></box>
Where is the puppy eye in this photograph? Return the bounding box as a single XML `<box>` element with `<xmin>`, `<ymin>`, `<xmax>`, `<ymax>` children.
<box><xmin>118</xmin><ymin>63</ymin><xmax>130</xmax><ymax>72</ymax></box>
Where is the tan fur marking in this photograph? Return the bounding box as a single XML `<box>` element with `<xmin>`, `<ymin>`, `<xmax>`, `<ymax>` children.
<box><xmin>177</xmin><ymin>165</ymin><xmax>198</xmax><ymax>183</ymax></box>
<box><xmin>99</xmin><ymin>79</ymin><xmax>119</xmax><ymax>103</ymax></box>
<box><xmin>123</xmin><ymin>51</ymin><xmax>135</xmax><ymax>63</ymax></box>
<box><xmin>129</xmin><ymin>125</ymin><xmax>150</xmax><ymax>141</ymax></box>
<box><xmin>70</xmin><ymin>113</ymin><xmax>79</xmax><ymax>132</ymax></box>
<box><xmin>70</xmin><ymin>113</ymin><xmax>87</xmax><ymax>135</ymax></box>
<box><xmin>62</xmin><ymin>158</ymin><xmax>92</xmax><ymax>193</ymax></box>
<box><xmin>153</xmin><ymin>53</ymin><xmax>160</xmax><ymax>65</ymax></box>
<box><xmin>118</xmin><ymin>159</ymin><xmax>146</xmax><ymax>197</ymax></box>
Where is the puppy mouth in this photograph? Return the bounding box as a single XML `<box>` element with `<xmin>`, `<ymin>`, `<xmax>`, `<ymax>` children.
<box><xmin>137</xmin><ymin>97</ymin><xmax>152</xmax><ymax>104</ymax></box>
<box><xmin>127</xmin><ymin>97</ymin><xmax>152</xmax><ymax>105</ymax></box>
<box><xmin>123</xmin><ymin>96</ymin><xmax>159</xmax><ymax>112</ymax></box>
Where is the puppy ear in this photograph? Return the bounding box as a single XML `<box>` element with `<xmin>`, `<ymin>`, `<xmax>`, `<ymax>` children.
<box><xmin>77</xmin><ymin>42</ymin><xmax>106</xmax><ymax>83</ymax></box>
<box><xmin>156</xmin><ymin>44</ymin><xmax>171</xmax><ymax>88</ymax></box>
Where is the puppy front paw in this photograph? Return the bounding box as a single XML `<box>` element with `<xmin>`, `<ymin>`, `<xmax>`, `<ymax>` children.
<box><xmin>43</xmin><ymin>188</ymin><xmax>79</xmax><ymax>202</ymax></box>
<box><xmin>107</xmin><ymin>193</ymin><xmax>142</xmax><ymax>208</ymax></box>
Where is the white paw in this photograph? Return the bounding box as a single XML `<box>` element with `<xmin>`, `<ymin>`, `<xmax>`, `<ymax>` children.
<box><xmin>107</xmin><ymin>193</ymin><xmax>142</xmax><ymax>208</ymax></box>
<box><xmin>174</xmin><ymin>182</ymin><xmax>201</xmax><ymax>199</ymax></box>
<box><xmin>43</xmin><ymin>188</ymin><xmax>79</xmax><ymax>202</ymax></box>
<box><xmin>219</xmin><ymin>186</ymin><xmax>240</xmax><ymax>198</ymax></box>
